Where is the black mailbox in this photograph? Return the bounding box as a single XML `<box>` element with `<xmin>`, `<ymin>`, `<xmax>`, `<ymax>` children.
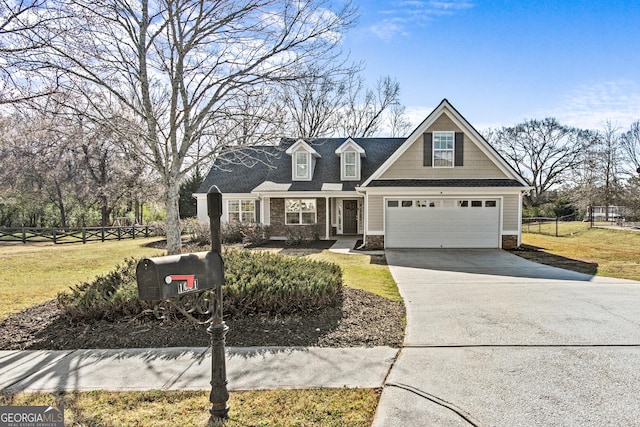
<box><xmin>136</xmin><ymin>251</ymin><xmax>224</xmax><ymax>301</ymax></box>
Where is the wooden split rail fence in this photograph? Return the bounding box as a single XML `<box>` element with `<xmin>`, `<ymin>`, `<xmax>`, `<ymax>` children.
<box><xmin>0</xmin><ymin>225</ymin><xmax>157</xmax><ymax>244</ymax></box>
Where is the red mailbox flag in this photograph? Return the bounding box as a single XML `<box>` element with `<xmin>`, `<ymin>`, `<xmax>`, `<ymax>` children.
<box><xmin>165</xmin><ymin>275</ymin><xmax>197</xmax><ymax>289</ymax></box>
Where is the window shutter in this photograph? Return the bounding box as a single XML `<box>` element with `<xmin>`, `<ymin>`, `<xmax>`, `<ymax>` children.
<box><xmin>454</xmin><ymin>132</ymin><xmax>464</xmax><ymax>166</ymax></box>
<box><xmin>423</xmin><ymin>133</ymin><xmax>432</xmax><ymax>166</ymax></box>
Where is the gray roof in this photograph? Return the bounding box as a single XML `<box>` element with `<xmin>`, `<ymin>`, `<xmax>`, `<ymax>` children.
<box><xmin>197</xmin><ymin>138</ymin><xmax>406</xmax><ymax>194</ymax></box>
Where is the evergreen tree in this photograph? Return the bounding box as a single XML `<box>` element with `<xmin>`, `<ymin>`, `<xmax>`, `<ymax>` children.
<box><xmin>179</xmin><ymin>170</ymin><xmax>204</xmax><ymax>219</ymax></box>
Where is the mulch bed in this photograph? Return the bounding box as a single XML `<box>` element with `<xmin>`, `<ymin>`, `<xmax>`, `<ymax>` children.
<box><xmin>0</xmin><ymin>239</ymin><xmax>405</xmax><ymax>350</ymax></box>
<box><xmin>0</xmin><ymin>287</ymin><xmax>404</xmax><ymax>351</ymax></box>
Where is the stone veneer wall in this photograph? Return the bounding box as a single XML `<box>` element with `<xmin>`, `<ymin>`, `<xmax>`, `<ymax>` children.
<box><xmin>269</xmin><ymin>197</ymin><xmax>328</xmax><ymax>238</ymax></box>
<box><xmin>501</xmin><ymin>235</ymin><xmax>518</xmax><ymax>249</ymax></box>
<box><xmin>364</xmin><ymin>235</ymin><xmax>384</xmax><ymax>250</ymax></box>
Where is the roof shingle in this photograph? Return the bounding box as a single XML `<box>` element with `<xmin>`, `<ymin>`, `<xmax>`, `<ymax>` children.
<box><xmin>197</xmin><ymin>138</ymin><xmax>406</xmax><ymax>194</ymax></box>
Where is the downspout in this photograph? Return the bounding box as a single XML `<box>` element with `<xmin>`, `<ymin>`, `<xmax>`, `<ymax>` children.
<box><xmin>356</xmin><ymin>186</ymin><xmax>367</xmax><ymax>249</ymax></box>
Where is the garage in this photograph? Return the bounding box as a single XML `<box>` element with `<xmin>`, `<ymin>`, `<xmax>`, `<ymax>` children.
<box><xmin>385</xmin><ymin>198</ymin><xmax>500</xmax><ymax>248</ymax></box>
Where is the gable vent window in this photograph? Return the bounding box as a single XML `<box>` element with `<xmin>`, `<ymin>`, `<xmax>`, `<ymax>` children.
<box><xmin>433</xmin><ymin>131</ymin><xmax>454</xmax><ymax>167</ymax></box>
<box><xmin>295</xmin><ymin>151</ymin><xmax>309</xmax><ymax>179</ymax></box>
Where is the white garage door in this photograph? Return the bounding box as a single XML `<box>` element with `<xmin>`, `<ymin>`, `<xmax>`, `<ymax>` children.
<box><xmin>385</xmin><ymin>198</ymin><xmax>500</xmax><ymax>248</ymax></box>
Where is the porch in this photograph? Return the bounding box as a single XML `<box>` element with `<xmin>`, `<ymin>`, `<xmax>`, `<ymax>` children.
<box><xmin>264</xmin><ymin>196</ymin><xmax>364</xmax><ymax>240</ymax></box>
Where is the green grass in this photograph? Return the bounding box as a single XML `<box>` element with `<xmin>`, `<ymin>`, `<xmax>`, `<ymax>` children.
<box><xmin>521</xmin><ymin>227</ymin><xmax>640</xmax><ymax>281</ymax></box>
<box><xmin>308</xmin><ymin>251</ymin><xmax>402</xmax><ymax>302</ymax></box>
<box><xmin>0</xmin><ymin>238</ymin><xmax>164</xmax><ymax>319</ymax></box>
<box><xmin>0</xmin><ymin>243</ymin><xmax>391</xmax><ymax>425</ymax></box>
<box><xmin>0</xmin><ymin>388</ymin><xmax>379</xmax><ymax>427</ymax></box>
<box><xmin>522</xmin><ymin>220</ymin><xmax>591</xmax><ymax>236</ymax></box>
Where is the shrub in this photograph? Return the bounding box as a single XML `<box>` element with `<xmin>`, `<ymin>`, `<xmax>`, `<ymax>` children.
<box><xmin>57</xmin><ymin>258</ymin><xmax>153</xmax><ymax>321</ymax></box>
<box><xmin>182</xmin><ymin>217</ymin><xmax>211</xmax><ymax>245</ymax></box>
<box><xmin>285</xmin><ymin>224</ymin><xmax>321</xmax><ymax>245</ymax></box>
<box><xmin>223</xmin><ymin>249</ymin><xmax>342</xmax><ymax>316</ymax></box>
<box><xmin>149</xmin><ymin>221</ymin><xmax>167</xmax><ymax>237</ymax></box>
<box><xmin>241</xmin><ymin>224</ymin><xmax>271</xmax><ymax>246</ymax></box>
<box><xmin>220</xmin><ymin>221</ymin><xmax>244</xmax><ymax>244</ymax></box>
<box><xmin>58</xmin><ymin>249</ymin><xmax>342</xmax><ymax>322</ymax></box>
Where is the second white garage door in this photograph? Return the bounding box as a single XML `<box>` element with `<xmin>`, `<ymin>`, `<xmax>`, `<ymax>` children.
<box><xmin>385</xmin><ymin>198</ymin><xmax>500</xmax><ymax>248</ymax></box>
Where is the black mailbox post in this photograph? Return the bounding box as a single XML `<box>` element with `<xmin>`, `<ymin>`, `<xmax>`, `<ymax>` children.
<box><xmin>135</xmin><ymin>185</ymin><xmax>229</xmax><ymax>422</ymax></box>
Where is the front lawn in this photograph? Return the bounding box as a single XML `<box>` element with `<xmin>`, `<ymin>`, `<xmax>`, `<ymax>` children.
<box><xmin>308</xmin><ymin>251</ymin><xmax>402</xmax><ymax>302</ymax></box>
<box><xmin>520</xmin><ymin>227</ymin><xmax>640</xmax><ymax>281</ymax></box>
<box><xmin>0</xmin><ymin>388</ymin><xmax>379</xmax><ymax>427</ymax></box>
<box><xmin>0</xmin><ymin>238</ymin><xmax>165</xmax><ymax>319</ymax></box>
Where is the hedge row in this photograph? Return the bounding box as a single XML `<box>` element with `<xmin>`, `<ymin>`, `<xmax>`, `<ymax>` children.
<box><xmin>57</xmin><ymin>249</ymin><xmax>342</xmax><ymax>321</ymax></box>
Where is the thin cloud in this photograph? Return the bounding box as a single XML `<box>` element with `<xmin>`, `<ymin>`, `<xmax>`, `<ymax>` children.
<box><xmin>549</xmin><ymin>80</ymin><xmax>640</xmax><ymax>131</ymax></box>
<box><xmin>368</xmin><ymin>0</ymin><xmax>474</xmax><ymax>41</ymax></box>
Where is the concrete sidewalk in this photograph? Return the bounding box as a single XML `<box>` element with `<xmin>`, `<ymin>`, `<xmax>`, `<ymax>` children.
<box><xmin>0</xmin><ymin>346</ymin><xmax>398</xmax><ymax>393</ymax></box>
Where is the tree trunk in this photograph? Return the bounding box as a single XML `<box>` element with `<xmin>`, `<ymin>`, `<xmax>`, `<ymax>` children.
<box><xmin>55</xmin><ymin>182</ymin><xmax>68</xmax><ymax>228</ymax></box>
<box><xmin>165</xmin><ymin>181</ymin><xmax>182</xmax><ymax>255</ymax></box>
<box><xmin>101</xmin><ymin>196</ymin><xmax>109</xmax><ymax>226</ymax></box>
<box><xmin>135</xmin><ymin>200</ymin><xmax>142</xmax><ymax>224</ymax></box>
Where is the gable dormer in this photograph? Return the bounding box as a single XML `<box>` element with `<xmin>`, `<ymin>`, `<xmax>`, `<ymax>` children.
<box><xmin>335</xmin><ymin>138</ymin><xmax>366</xmax><ymax>181</ymax></box>
<box><xmin>285</xmin><ymin>139</ymin><xmax>321</xmax><ymax>181</ymax></box>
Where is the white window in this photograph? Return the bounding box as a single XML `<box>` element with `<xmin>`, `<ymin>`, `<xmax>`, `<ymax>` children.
<box><xmin>228</xmin><ymin>200</ymin><xmax>255</xmax><ymax>223</ymax></box>
<box><xmin>343</xmin><ymin>151</ymin><xmax>357</xmax><ymax>179</ymax></box>
<box><xmin>433</xmin><ymin>131</ymin><xmax>454</xmax><ymax>167</ymax></box>
<box><xmin>285</xmin><ymin>199</ymin><xmax>316</xmax><ymax>225</ymax></box>
<box><xmin>294</xmin><ymin>151</ymin><xmax>309</xmax><ymax>179</ymax></box>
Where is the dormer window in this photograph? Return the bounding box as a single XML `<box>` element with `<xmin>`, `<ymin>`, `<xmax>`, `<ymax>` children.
<box><xmin>335</xmin><ymin>138</ymin><xmax>366</xmax><ymax>181</ymax></box>
<box><xmin>295</xmin><ymin>151</ymin><xmax>309</xmax><ymax>179</ymax></box>
<box><xmin>285</xmin><ymin>139</ymin><xmax>320</xmax><ymax>181</ymax></box>
<box><xmin>343</xmin><ymin>151</ymin><xmax>357</xmax><ymax>178</ymax></box>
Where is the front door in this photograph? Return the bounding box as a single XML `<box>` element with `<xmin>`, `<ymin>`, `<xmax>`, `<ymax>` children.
<box><xmin>343</xmin><ymin>200</ymin><xmax>358</xmax><ymax>234</ymax></box>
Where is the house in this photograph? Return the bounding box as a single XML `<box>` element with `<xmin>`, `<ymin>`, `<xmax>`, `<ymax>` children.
<box><xmin>195</xmin><ymin>99</ymin><xmax>529</xmax><ymax>249</ymax></box>
<box><xmin>590</xmin><ymin>206</ymin><xmax>626</xmax><ymax>222</ymax></box>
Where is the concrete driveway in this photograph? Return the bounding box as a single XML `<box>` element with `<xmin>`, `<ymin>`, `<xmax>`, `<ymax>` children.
<box><xmin>373</xmin><ymin>249</ymin><xmax>640</xmax><ymax>426</ymax></box>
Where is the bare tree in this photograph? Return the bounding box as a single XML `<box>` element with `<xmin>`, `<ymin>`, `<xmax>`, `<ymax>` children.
<box><xmin>0</xmin><ymin>0</ymin><xmax>63</xmax><ymax>103</ymax></box>
<box><xmin>621</xmin><ymin>120</ymin><xmax>640</xmax><ymax>173</ymax></box>
<box><xmin>569</xmin><ymin>130</ymin><xmax>601</xmax><ymax>216</ymax></box>
<box><xmin>386</xmin><ymin>101</ymin><xmax>411</xmax><ymax>137</ymax></box>
<box><xmin>0</xmin><ymin>104</ymin><xmax>84</xmax><ymax>227</ymax></box>
<box><xmin>14</xmin><ymin>0</ymin><xmax>357</xmax><ymax>253</ymax></box>
<box><xmin>78</xmin><ymin>119</ymin><xmax>151</xmax><ymax>226</ymax></box>
<box><xmin>597</xmin><ymin>121</ymin><xmax>625</xmax><ymax>219</ymax></box>
<box><xmin>281</xmin><ymin>73</ymin><xmax>343</xmax><ymax>138</ymax></box>
<box><xmin>337</xmin><ymin>75</ymin><xmax>402</xmax><ymax>137</ymax></box>
<box><xmin>492</xmin><ymin>118</ymin><xmax>589</xmax><ymax>206</ymax></box>
<box><xmin>279</xmin><ymin>62</ymin><xmax>355</xmax><ymax>137</ymax></box>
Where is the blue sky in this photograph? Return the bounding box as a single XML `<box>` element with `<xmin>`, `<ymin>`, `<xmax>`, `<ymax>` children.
<box><xmin>342</xmin><ymin>0</ymin><xmax>640</xmax><ymax>132</ymax></box>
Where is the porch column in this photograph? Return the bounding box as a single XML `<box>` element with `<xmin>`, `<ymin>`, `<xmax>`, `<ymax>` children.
<box><xmin>326</xmin><ymin>196</ymin><xmax>330</xmax><ymax>239</ymax></box>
